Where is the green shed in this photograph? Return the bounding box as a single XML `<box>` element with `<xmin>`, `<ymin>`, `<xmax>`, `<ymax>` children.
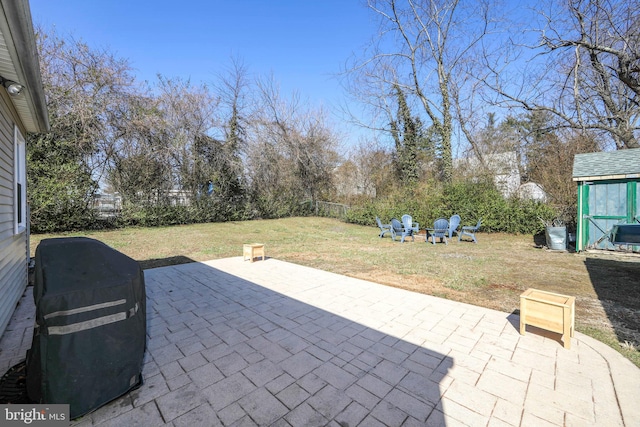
<box><xmin>572</xmin><ymin>148</ymin><xmax>640</xmax><ymax>252</ymax></box>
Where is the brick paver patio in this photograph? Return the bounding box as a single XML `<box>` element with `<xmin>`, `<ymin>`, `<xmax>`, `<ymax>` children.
<box><xmin>1</xmin><ymin>257</ymin><xmax>638</xmax><ymax>426</ymax></box>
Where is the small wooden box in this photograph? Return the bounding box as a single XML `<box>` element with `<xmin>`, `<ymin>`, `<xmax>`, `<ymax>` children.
<box><xmin>243</xmin><ymin>243</ymin><xmax>265</xmax><ymax>262</ymax></box>
<box><xmin>520</xmin><ymin>288</ymin><xmax>575</xmax><ymax>349</ymax></box>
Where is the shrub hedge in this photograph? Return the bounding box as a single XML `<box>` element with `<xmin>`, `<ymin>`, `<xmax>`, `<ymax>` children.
<box><xmin>345</xmin><ymin>179</ymin><xmax>557</xmax><ymax>235</ymax></box>
<box><xmin>29</xmin><ymin>176</ymin><xmax>557</xmax><ymax>235</ymax></box>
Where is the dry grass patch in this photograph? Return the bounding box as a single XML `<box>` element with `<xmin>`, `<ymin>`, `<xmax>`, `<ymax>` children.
<box><xmin>30</xmin><ymin>217</ymin><xmax>640</xmax><ymax>366</ymax></box>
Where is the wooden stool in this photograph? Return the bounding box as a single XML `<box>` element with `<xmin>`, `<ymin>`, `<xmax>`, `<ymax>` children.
<box><xmin>243</xmin><ymin>243</ymin><xmax>265</xmax><ymax>262</ymax></box>
<box><xmin>520</xmin><ymin>288</ymin><xmax>575</xmax><ymax>349</ymax></box>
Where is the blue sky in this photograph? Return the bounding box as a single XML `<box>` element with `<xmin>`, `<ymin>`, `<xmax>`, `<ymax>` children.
<box><xmin>30</xmin><ymin>0</ymin><xmax>376</xmax><ymax>127</ymax></box>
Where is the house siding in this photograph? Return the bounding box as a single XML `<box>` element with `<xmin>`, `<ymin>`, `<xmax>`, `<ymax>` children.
<box><xmin>0</xmin><ymin>93</ymin><xmax>28</xmax><ymax>337</ymax></box>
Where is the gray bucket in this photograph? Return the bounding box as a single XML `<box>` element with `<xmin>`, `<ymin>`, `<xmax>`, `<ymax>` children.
<box><xmin>545</xmin><ymin>226</ymin><xmax>567</xmax><ymax>251</ymax></box>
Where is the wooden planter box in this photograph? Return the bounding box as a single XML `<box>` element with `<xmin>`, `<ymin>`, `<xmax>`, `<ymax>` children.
<box><xmin>520</xmin><ymin>288</ymin><xmax>575</xmax><ymax>349</ymax></box>
<box><xmin>243</xmin><ymin>243</ymin><xmax>265</xmax><ymax>262</ymax></box>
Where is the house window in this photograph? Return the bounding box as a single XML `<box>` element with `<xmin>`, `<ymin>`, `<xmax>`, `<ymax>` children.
<box><xmin>14</xmin><ymin>125</ymin><xmax>26</xmax><ymax>234</ymax></box>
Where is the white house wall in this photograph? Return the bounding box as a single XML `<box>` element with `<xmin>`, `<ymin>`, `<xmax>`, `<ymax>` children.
<box><xmin>455</xmin><ymin>151</ymin><xmax>521</xmax><ymax>198</ymax></box>
<box><xmin>0</xmin><ymin>93</ymin><xmax>27</xmax><ymax>337</ymax></box>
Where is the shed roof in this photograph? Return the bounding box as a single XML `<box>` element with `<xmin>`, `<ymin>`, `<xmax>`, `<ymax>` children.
<box><xmin>572</xmin><ymin>148</ymin><xmax>640</xmax><ymax>181</ymax></box>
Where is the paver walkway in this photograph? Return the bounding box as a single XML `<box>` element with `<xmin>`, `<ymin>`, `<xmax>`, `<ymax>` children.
<box><xmin>1</xmin><ymin>257</ymin><xmax>639</xmax><ymax>426</ymax></box>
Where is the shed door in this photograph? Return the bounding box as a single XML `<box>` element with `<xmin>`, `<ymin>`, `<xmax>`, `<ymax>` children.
<box><xmin>586</xmin><ymin>181</ymin><xmax>627</xmax><ymax>249</ymax></box>
<box><xmin>636</xmin><ymin>183</ymin><xmax>640</xmax><ymax>222</ymax></box>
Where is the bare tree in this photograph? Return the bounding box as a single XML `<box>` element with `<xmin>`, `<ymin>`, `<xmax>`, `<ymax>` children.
<box><xmin>35</xmin><ymin>26</ymin><xmax>137</xmax><ymax>182</ymax></box>
<box><xmin>486</xmin><ymin>0</ymin><xmax>640</xmax><ymax>149</ymax></box>
<box><xmin>528</xmin><ymin>128</ymin><xmax>600</xmax><ymax>222</ymax></box>
<box><xmin>109</xmin><ymin>76</ymin><xmax>221</xmax><ymax>204</ymax></box>
<box><xmin>29</xmin><ymin>26</ymin><xmax>138</xmax><ymax>230</ymax></box>
<box><xmin>214</xmin><ymin>56</ymin><xmax>251</xmax><ymax>159</ymax></box>
<box><xmin>345</xmin><ymin>0</ymin><xmax>496</xmax><ymax>182</ymax></box>
<box><xmin>108</xmin><ymin>92</ymin><xmax>174</xmax><ymax>204</ymax></box>
<box><xmin>211</xmin><ymin>57</ymin><xmax>252</xmax><ymax>207</ymax></box>
<box><xmin>154</xmin><ymin>76</ymin><xmax>220</xmax><ymax>198</ymax></box>
<box><xmin>347</xmin><ymin>139</ymin><xmax>395</xmax><ymax>199</ymax></box>
<box><xmin>246</xmin><ymin>76</ymin><xmax>339</xmax><ymax>216</ymax></box>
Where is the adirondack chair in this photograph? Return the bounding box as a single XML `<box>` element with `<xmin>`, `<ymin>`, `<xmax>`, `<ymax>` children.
<box><xmin>459</xmin><ymin>219</ymin><xmax>482</xmax><ymax>243</ymax></box>
<box><xmin>448</xmin><ymin>214</ymin><xmax>461</xmax><ymax>239</ymax></box>
<box><xmin>401</xmin><ymin>214</ymin><xmax>419</xmax><ymax>234</ymax></box>
<box><xmin>376</xmin><ymin>216</ymin><xmax>392</xmax><ymax>238</ymax></box>
<box><xmin>390</xmin><ymin>218</ymin><xmax>415</xmax><ymax>243</ymax></box>
<box><xmin>427</xmin><ymin>218</ymin><xmax>449</xmax><ymax>244</ymax></box>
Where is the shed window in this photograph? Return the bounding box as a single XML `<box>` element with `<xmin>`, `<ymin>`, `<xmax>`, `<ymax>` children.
<box><xmin>589</xmin><ymin>182</ymin><xmax>626</xmax><ymax>216</ymax></box>
<box><xmin>14</xmin><ymin>125</ymin><xmax>26</xmax><ymax>234</ymax></box>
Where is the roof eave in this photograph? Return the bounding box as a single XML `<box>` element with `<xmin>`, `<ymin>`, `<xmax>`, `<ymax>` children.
<box><xmin>573</xmin><ymin>173</ymin><xmax>640</xmax><ymax>182</ymax></box>
<box><xmin>0</xmin><ymin>0</ymin><xmax>49</xmax><ymax>133</ymax></box>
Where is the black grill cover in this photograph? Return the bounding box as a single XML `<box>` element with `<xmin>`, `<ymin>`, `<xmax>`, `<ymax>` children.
<box><xmin>26</xmin><ymin>237</ymin><xmax>146</xmax><ymax>419</ymax></box>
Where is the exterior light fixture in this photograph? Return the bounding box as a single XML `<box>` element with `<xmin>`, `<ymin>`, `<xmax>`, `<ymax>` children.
<box><xmin>0</xmin><ymin>76</ymin><xmax>24</xmax><ymax>96</ymax></box>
